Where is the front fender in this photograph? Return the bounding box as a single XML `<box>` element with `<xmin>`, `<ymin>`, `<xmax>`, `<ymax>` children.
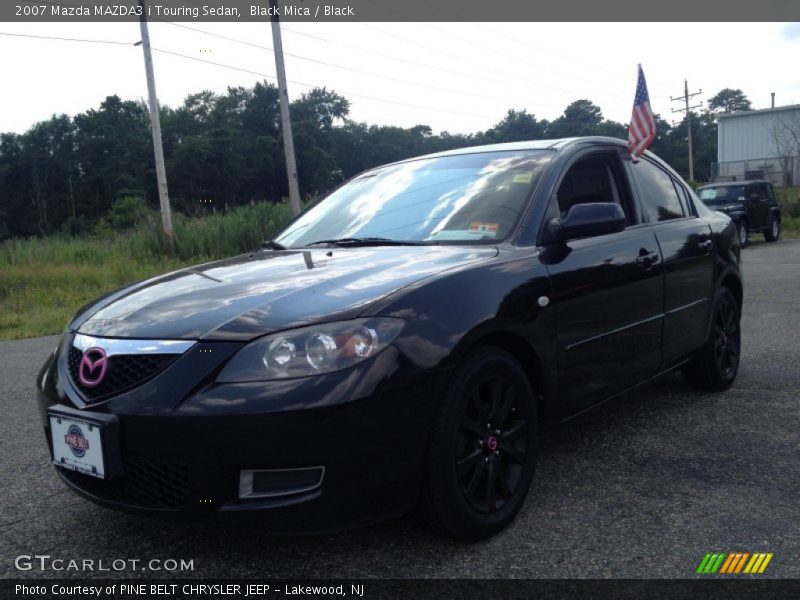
<box><xmin>365</xmin><ymin>246</ymin><xmax>556</xmax><ymax>380</ymax></box>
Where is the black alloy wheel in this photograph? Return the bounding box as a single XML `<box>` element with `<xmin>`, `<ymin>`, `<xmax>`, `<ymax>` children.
<box><xmin>712</xmin><ymin>288</ymin><xmax>741</xmax><ymax>380</ymax></box>
<box><xmin>683</xmin><ymin>286</ymin><xmax>741</xmax><ymax>391</ymax></box>
<box><xmin>456</xmin><ymin>374</ymin><xmax>529</xmax><ymax>514</ymax></box>
<box><xmin>422</xmin><ymin>346</ymin><xmax>538</xmax><ymax>541</ymax></box>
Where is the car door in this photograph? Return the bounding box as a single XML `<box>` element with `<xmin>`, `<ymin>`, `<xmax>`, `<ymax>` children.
<box><xmin>628</xmin><ymin>158</ymin><xmax>715</xmax><ymax>368</ymax></box>
<box><xmin>750</xmin><ymin>183</ymin><xmax>769</xmax><ymax>228</ymax></box>
<box><xmin>541</xmin><ymin>149</ymin><xmax>664</xmax><ymax>416</ymax></box>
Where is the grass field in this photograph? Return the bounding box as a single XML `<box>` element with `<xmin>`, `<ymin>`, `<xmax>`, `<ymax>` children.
<box><xmin>1</xmin><ymin>191</ymin><xmax>799</xmax><ymax>340</ymax></box>
<box><xmin>0</xmin><ymin>201</ymin><xmax>294</xmax><ymax>340</ymax></box>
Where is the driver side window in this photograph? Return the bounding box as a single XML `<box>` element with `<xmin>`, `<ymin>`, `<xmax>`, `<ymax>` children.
<box><xmin>557</xmin><ymin>154</ymin><xmax>634</xmax><ymax>226</ymax></box>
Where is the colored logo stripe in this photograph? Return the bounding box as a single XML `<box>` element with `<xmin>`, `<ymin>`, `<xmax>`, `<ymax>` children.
<box><xmin>744</xmin><ymin>553</ymin><xmax>773</xmax><ymax>574</ymax></box>
<box><xmin>698</xmin><ymin>552</ymin><xmax>773</xmax><ymax>574</ymax></box>
<box><xmin>697</xmin><ymin>553</ymin><xmax>726</xmax><ymax>574</ymax></box>
<box><xmin>719</xmin><ymin>553</ymin><xmax>749</xmax><ymax>574</ymax></box>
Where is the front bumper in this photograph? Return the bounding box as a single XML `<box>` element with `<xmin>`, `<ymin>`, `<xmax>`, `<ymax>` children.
<box><xmin>37</xmin><ymin>337</ymin><xmax>439</xmax><ymax>532</ymax></box>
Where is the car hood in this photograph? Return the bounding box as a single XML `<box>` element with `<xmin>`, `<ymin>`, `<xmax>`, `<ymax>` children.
<box><xmin>73</xmin><ymin>245</ymin><xmax>498</xmax><ymax>341</ymax></box>
<box><xmin>704</xmin><ymin>199</ymin><xmax>744</xmax><ymax>212</ymax></box>
<box><xmin>713</xmin><ymin>203</ymin><xmax>744</xmax><ymax>213</ymax></box>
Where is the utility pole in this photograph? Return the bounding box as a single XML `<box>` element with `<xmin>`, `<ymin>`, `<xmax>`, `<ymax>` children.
<box><xmin>138</xmin><ymin>0</ymin><xmax>175</xmax><ymax>251</ymax></box>
<box><xmin>671</xmin><ymin>80</ymin><xmax>703</xmax><ymax>182</ymax></box>
<box><xmin>270</xmin><ymin>0</ymin><xmax>302</xmax><ymax>216</ymax></box>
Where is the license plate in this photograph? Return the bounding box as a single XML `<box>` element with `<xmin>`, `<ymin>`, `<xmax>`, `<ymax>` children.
<box><xmin>49</xmin><ymin>413</ymin><xmax>106</xmax><ymax>479</ymax></box>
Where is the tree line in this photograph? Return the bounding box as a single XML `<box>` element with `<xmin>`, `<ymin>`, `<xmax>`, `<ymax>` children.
<box><xmin>0</xmin><ymin>82</ymin><xmax>751</xmax><ymax>239</ymax></box>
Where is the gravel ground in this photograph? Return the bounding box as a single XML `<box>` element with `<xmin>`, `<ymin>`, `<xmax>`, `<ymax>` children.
<box><xmin>1</xmin><ymin>238</ymin><xmax>798</xmax><ymax>580</ymax></box>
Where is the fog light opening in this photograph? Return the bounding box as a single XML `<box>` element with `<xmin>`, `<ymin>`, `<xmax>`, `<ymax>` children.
<box><xmin>238</xmin><ymin>466</ymin><xmax>325</xmax><ymax>500</ymax></box>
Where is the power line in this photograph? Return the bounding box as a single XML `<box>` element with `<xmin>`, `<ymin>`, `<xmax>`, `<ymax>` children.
<box><xmin>149</xmin><ymin>47</ymin><xmax>497</xmax><ymax>119</ymax></box>
<box><xmin>280</xmin><ymin>25</ymin><xmax>512</xmax><ymax>87</ymax></box>
<box><xmin>0</xmin><ymin>28</ymin><xmax>497</xmax><ymax>119</ymax></box>
<box><xmin>357</xmin><ymin>23</ymin><xmax>581</xmax><ymax>98</ymax></box>
<box><xmin>0</xmin><ymin>31</ymin><xmax>134</xmax><ymax>45</ymax></box>
<box><xmin>357</xmin><ymin>2</ymin><xmax>676</xmax><ymax>100</ymax></box>
<box><xmin>158</xmin><ymin>21</ymin><xmax>517</xmax><ymax>103</ymax></box>
<box><xmin>152</xmin><ymin>46</ymin><xmax>273</xmax><ymax>78</ymax></box>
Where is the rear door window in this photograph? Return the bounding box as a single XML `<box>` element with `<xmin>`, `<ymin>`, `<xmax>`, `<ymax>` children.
<box><xmin>631</xmin><ymin>160</ymin><xmax>686</xmax><ymax>222</ymax></box>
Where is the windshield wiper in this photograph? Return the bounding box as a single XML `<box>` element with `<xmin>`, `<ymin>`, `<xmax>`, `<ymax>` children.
<box><xmin>304</xmin><ymin>237</ymin><xmax>428</xmax><ymax>247</ymax></box>
<box><xmin>260</xmin><ymin>240</ymin><xmax>287</xmax><ymax>250</ymax></box>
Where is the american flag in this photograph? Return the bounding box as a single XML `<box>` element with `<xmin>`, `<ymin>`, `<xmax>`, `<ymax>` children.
<box><xmin>628</xmin><ymin>64</ymin><xmax>657</xmax><ymax>157</ymax></box>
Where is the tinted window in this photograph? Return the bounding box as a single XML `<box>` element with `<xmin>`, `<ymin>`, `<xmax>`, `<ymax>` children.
<box><xmin>556</xmin><ymin>154</ymin><xmax>633</xmax><ymax>225</ymax></box>
<box><xmin>751</xmin><ymin>184</ymin><xmax>767</xmax><ymax>200</ymax></box>
<box><xmin>275</xmin><ymin>150</ymin><xmax>552</xmax><ymax>247</ymax></box>
<box><xmin>633</xmin><ymin>160</ymin><xmax>686</xmax><ymax>222</ymax></box>
<box><xmin>698</xmin><ymin>185</ymin><xmax>746</xmax><ymax>204</ymax></box>
<box><xmin>673</xmin><ymin>179</ymin><xmax>695</xmax><ymax>216</ymax></box>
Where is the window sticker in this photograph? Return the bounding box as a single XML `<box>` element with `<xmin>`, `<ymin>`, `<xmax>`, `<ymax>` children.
<box><xmin>469</xmin><ymin>222</ymin><xmax>499</xmax><ymax>237</ymax></box>
<box><xmin>513</xmin><ymin>172</ymin><xmax>533</xmax><ymax>184</ymax></box>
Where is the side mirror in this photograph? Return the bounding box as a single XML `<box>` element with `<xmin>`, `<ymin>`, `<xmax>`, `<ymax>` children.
<box><xmin>549</xmin><ymin>202</ymin><xmax>626</xmax><ymax>241</ymax></box>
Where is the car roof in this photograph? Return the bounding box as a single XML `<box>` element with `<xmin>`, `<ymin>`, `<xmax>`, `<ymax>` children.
<box><xmin>362</xmin><ymin>136</ymin><xmax>694</xmax><ymax>192</ymax></box>
<box><xmin>408</xmin><ymin>137</ymin><xmax>627</xmax><ymax>161</ymax></box>
<box><xmin>698</xmin><ymin>180</ymin><xmax>770</xmax><ymax>188</ymax></box>
<box><xmin>362</xmin><ymin>137</ymin><xmax>635</xmax><ymax>173</ymax></box>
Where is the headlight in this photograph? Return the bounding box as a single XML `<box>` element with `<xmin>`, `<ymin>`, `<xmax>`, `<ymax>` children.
<box><xmin>216</xmin><ymin>318</ymin><xmax>404</xmax><ymax>382</ymax></box>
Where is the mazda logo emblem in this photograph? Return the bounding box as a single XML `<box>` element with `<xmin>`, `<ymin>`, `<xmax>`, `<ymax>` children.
<box><xmin>78</xmin><ymin>347</ymin><xmax>108</xmax><ymax>387</ymax></box>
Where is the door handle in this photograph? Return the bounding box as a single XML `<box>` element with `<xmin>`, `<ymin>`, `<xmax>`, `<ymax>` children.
<box><xmin>697</xmin><ymin>240</ymin><xmax>713</xmax><ymax>253</ymax></box>
<box><xmin>635</xmin><ymin>251</ymin><xmax>660</xmax><ymax>269</ymax></box>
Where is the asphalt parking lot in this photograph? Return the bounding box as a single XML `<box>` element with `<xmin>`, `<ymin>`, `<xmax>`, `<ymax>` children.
<box><xmin>1</xmin><ymin>238</ymin><xmax>799</xmax><ymax>580</ymax></box>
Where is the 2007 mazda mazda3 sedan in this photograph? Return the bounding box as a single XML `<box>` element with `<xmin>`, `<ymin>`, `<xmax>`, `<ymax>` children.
<box><xmin>37</xmin><ymin>137</ymin><xmax>743</xmax><ymax>540</ymax></box>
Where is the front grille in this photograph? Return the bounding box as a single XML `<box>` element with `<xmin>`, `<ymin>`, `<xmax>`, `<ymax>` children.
<box><xmin>59</xmin><ymin>455</ymin><xmax>188</xmax><ymax>510</ymax></box>
<box><xmin>68</xmin><ymin>347</ymin><xmax>177</xmax><ymax>402</ymax></box>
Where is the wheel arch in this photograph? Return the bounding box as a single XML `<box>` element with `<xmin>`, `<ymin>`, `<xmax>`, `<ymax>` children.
<box><xmin>721</xmin><ymin>272</ymin><xmax>743</xmax><ymax>313</ymax></box>
<box><xmin>452</xmin><ymin>328</ymin><xmax>549</xmax><ymax>421</ymax></box>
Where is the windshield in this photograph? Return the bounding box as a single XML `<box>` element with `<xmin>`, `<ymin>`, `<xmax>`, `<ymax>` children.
<box><xmin>698</xmin><ymin>186</ymin><xmax>746</xmax><ymax>205</ymax></box>
<box><xmin>274</xmin><ymin>150</ymin><xmax>552</xmax><ymax>247</ymax></box>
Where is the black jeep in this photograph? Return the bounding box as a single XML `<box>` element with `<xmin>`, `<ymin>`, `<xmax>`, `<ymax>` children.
<box><xmin>697</xmin><ymin>180</ymin><xmax>781</xmax><ymax>248</ymax></box>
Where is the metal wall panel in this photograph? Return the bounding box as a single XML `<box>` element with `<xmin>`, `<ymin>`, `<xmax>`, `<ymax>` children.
<box><xmin>718</xmin><ymin>107</ymin><xmax>800</xmax><ymax>162</ymax></box>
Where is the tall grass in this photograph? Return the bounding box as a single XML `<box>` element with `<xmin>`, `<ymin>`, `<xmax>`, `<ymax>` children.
<box><xmin>0</xmin><ymin>202</ymin><xmax>296</xmax><ymax>340</ymax></box>
<box><xmin>775</xmin><ymin>187</ymin><xmax>800</xmax><ymax>237</ymax></box>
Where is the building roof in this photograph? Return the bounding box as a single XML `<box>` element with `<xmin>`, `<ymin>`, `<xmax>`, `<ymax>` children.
<box><xmin>717</xmin><ymin>104</ymin><xmax>800</xmax><ymax>120</ymax></box>
<box><xmin>697</xmin><ymin>180</ymin><xmax>770</xmax><ymax>188</ymax></box>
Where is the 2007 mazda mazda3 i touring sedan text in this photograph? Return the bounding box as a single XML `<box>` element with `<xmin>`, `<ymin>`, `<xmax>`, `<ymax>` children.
<box><xmin>37</xmin><ymin>137</ymin><xmax>743</xmax><ymax>541</ymax></box>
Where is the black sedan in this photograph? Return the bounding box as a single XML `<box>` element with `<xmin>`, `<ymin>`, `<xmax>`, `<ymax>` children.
<box><xmin>37</xmin><ymin>137</ymin><xmax>743</xmax><ymax>541</ymax></box>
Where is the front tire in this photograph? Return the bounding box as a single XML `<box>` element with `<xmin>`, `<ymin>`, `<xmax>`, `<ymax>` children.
<box><xmin>422</xmin><ymin>346</ymin><xmax>538</xmax><ymax>541</ymax></box>
<box><xmin>682</xmin><ymin>287</ymin><xmax>741</xmax><ymax>391</ymax></box>
<box><xmin>764</xmin><ymin>216</ymin><xmax>780</xmax><ymax>242</ymax></box>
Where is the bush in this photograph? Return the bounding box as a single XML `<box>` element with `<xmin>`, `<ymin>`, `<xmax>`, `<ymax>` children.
<box><xmin>60</xmin><ymin>216</ymin><xmax>94</xmax><ymax>237</ymax></box>
<box><xmin>775</xmin><ymin>187</ymin><xmax>800</xmax><ymax>218</ymax></box>
<box><xmin>94</xmin><ymin>196</ymin><xmax>150</xmax><ymax>236</ymax></box>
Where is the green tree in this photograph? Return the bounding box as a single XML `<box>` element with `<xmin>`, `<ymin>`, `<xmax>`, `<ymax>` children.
<box><xmin>482</xmin><ymin>109</ymin><xmax>547</xmax><ymax>143</ymax></box>
<box><xmin>547</xmin><ymin>100</ymin><xmax>604</xmax><ymax>137</ymax></box>
<box><xmin>73</xmin><ymin>95</ymin><xmax>152</xmax><ymax>218</ymax></box>
<box><xmin>707</xmin><ymin>88</ymin><xmax>752</xmax><ymax>114</ymax></box>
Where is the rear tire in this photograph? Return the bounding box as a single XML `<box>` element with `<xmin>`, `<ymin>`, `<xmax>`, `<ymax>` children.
<box><xmin>737</xmin><ymin>220</ymin><xmax>748</xmax><ymax>248</ymax></box>
<box><xmin>764</xmin><ymin>216</ymin><xmax>780</xmax><ymax>242</ymax></box>
<box><xmin>421</xmin><ymin>346</ymin><xmax>538</xmax><ymax>541</ymax></box>
<box><xmin>682</xmin><ymin>287</ymin><xmax>741</xmax><ymax>391</ymax></box>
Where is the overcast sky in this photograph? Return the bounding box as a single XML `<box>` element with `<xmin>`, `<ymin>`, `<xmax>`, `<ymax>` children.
<box><xmin>1</xmin><ymin>21</ymin><xmax>800</xmax><ymax>135</ymax></box>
